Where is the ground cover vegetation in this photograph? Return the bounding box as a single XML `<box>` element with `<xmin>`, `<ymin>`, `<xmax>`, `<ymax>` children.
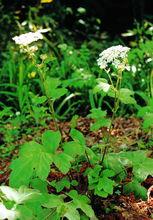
<box><xmin>0</xmin><ymin>1</ymin><xmax>153</xmax><ymax>219</ymax></box>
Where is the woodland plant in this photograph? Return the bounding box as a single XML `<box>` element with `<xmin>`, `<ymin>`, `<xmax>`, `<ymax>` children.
<box><xmin>1</xmin><ymin>43</ymin><xmax>152</xmax><ymax>220</ymax></box>
<box><xmin>89</xmin><ymin>45</ymin><xmax>136</xmax><ymax>161</ymax></box>
<box><xmin>1</xmin><ymin>18</ymin><xmax>153</xmax><ymax>218</ymax></box>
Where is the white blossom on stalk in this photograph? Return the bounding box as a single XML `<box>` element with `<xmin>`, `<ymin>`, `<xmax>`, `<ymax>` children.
<box><xmin>12</xmin><ymin>28</ymin><xmax>50</xmax><ymax>46</ymax></box>
<box><xmin>97</xmin><ymin>45</ymin><xmax>130</xmax><ymax>71</ymax></box>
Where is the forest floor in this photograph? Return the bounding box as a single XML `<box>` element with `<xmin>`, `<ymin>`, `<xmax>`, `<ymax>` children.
<box><xmin>0</xmin><ymin>117</ymin><xmax>153</xmax><ymax>220</ymax></box>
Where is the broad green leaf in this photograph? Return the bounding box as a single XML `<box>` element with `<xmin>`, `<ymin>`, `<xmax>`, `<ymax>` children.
<box><xmin>16</xmin><ymin>205</ymin><xmax>34</xmax><ymax>220</ymax></box>
<box><xmin>88</xmin><ymin>108</ymin><xmax>110</xmax><ymax>131</ymax></box>
<box><xmin>102</xmin><ymin>169</ymin><xmax>115</xmax><ymax>178</ymax></box>
<box><xmin>133</xmin><ymin>159</ymin><xmax>153</xmax><ymax>182</ymax></box>
<box><xmin>63</xmin><ymin>141</ymin><xmax>85</xmax><ymax>157</ymax></box>
<box><xmin>90</xmin><ymin>118</ymin><xmax>111</xmax><ymax>131</ymax></box>
<box><xmin>43</xmin><ymin>194</ymin><xmax>64</xmax><ymax>208</ymax></box>
<box><xmin>85</xmin><ymin>148</ymin><xmax>99</xmax><ymax>164</ymax></box>
<box><xmin>9</xmin><ymin>157</ymin><xmax>34</xmax><ymax>187</ymax></box>
<box><xmin>44</xmin><ymin>77</ymin><xmax>60</xmax><ymax>91</ymax></box>
<box><xmin>44</xmin><ymin>77</ymin><xmax>67</xmax><ymax>99</ymax></box>
<box><xmin>53</xmin><ymin>153</ymin><xmax>73</xmax><ymax>174</ymax></box>
<box><xmin>70</xmin><ymin>115</ymin><xmax>79</xmax><ymax>129</ymax></box>
<box><xmin>30</xmin><ymin>178</ymin><xmax>48</xmax><ymax>193</ymax></box>
<box><xmin>10</xmin><ymin>141</ymin><xmax>52</xmax><ymax>187</ymax></box>
<box><xmin>124</xmin><ymin>179</ymin><xmax>147</xmax><ymax>200</ymax></box>
<box><xmin>143</xmin><ymin>113</ymin><xmax>153</xmax><ymax>129</ymax></box>
<box><xmin>32</xmin><ymin>95</ymin><xmax>47</xmax><ymax>105</ymax></box>
<box><xmin>97</xmin><ymin>177</ymin><xmax>114</xmax><ymax>194</ymax></box>
<box><xmin>50</xmin><ymin>88</ymin><xmax>67</xmax><ymax>100</ymax></box>
<box><xmin>35</xmin><ymin>150</ymin><xmax>52</xmax><ymax>180</ymax></box>
<box><xmin>94</xmin><ymin>189</ymin><xmax>108</xmax><ymax>198</ymax></box>
<box><xmin>70</xmin><ymin>129</ymin><xmax>86</xmax><ymax>146</ymax></box>
<box><xmin>42</xmin><ymin>130</ymin><xmax>61</xmax><ymax>154</ymax></box>
<box><xmin>64</xmin><ymin>203</ymin><xmax>80</xmax><ymax>220</ymax></box>
<box><xmin>88</xmin><ymin>108</ymin><xmax>106</xmax><ymax>119</ymax></box>
<box><xmin>71</xmin><ymin>180</ymin><xmax>78</xmax><ymax>186</ymax></box>
<box><xmin>68</xmin><ymin>190</ymin><xmax>95</xmax><ymax>218</ymax></box>
<box><xmin>50</xmin><ymin>178</ymin><xmax>70</xmax><ymax>192</ymax></box>
<box><xmin>118</xmin><ymin>150</ymin><xmax>148</xmax><ymax>166</ymax></box>
<box><xmin>119</xmin><ymin>88</ymin><xmax>136</xmax><ymax>105</ymax></box>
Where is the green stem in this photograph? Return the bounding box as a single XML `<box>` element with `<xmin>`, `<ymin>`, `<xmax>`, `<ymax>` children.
<box><xmin>38</xmin><ymin>68</ymin><xmax>59</xmax><ymax>131</ymax></box>
<box><xmin>85</xmin><ymin>150</ymin><xmax>91</xmax><ymax>166</ymax></box>
<box><xmin>48</xmin><ymin>98</ymin><xmax>59</xmax><ymax>131</ymax></box>
<box><xmin>101</xmin><ymin>70</ymin><xmax>123</xmax><ymax>164</ymax></box>
<box><xmin>150</xmin><ymin>69</ymin><xmax>153</xmax><ymax>98</ymax></box>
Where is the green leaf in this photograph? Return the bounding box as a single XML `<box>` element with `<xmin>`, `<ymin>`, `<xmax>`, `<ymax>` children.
<box><xmin>30</xmin><ymin>178</ymin><xmax>48</xmax><ymax>193</ymax></box>
<box><xmin>9</xmin><ymin>156</ymin><xmax>34</xmax><ymax>187</ymax></box>
<box><xmin>50</xmin><ymin>88</ymin><xmax>67</xmax><ymax>100</ymax></box>
<box><xmin>90</xmin><ymin>118</ymin><xmax>111</xmax><ymax>131</ymax></box>
<box><xmin>143</xmin><ymin>113</ymin><xmax>153</xmax><ymax>129</ymax></box>
<box><xmin>133</xmin><ymin>159</ymin><xmax>153</xmax><ymax>182</ymax></box>
<box><xmin>32</xmin><ymin>95</ymin><xmax>47</xmax><ymax>105</ymax></box>
<box><xmin>43</xmin><ymin>194</ymin><xmax>64</xmax><ymax>209</ymax></box>
<box><xmin>64</xmin><ymin>203</ymin><xmax>80</xmax><ymax>220</ymax></box>
<box><xmin>88</xmin><ymin>108</ymin><xmax>110</xmax><ymax>131</ymax></box>
<box><xmin>70</xmin><ymin>129</ymin><xmax>86</xmax><ymax>146</ymax></box>
<box><xmin>44</xmin><ymin>77</ymin><xmax>60</xmax><ymax>92</ymax></box>
<box><xmin>68</xmin><ymin>190</ymin><xmax>95</xmax><ymax>218</ymax></box>
<box><xmin>10</xmin><ymin>141</ymin><xmax>52</xmax><ymax>187</ymax></box>
<box><xmin>42</xmin><ymin>130</ymin><xmax>61</xmax><ymax>154</ymax></box>
<box><xmin>43</xmin><ymin>194</ymin><xmax>80</xmax><ymax>220</ymax></box>
<box><xmin>119</xmin><ymin>88</ymin><xmax>136</xmax><ymax>105</ymax></box>
<box><xmin>102</xmin><ymin>169</ymin><xmax>115</xmax><ymax>178</ymax></box>
<box><xmin>97</xmin><ymin>177</ymin><xmax>115</xmax><ymax>194</ymax></box>
<box><xmin>71</xmin><ymin>180</ymin><xmax>78</xmax><ymax>186</ymax></box>
<box><xmin>94</xmin><ymin>189</ymin><xmax>108</xmax><ymax>198</ymax></box>
<box><xmin>88</xmin><ymin>108</ymin><xmax>106</xmax><ymax>119</ymax></box>
<box><xmin>70</xmin><ymin>115</ymin><xmax>79</xmax><ymax>129</ymax></box>
<box><xmin>17</xmin><ymin>205</ymin><xmax>34</xmax><ymax>220</ymax></box>
<box><xmin>53</xmin><ymin>153</ymin><xmax>73</xmax><ymax>174</ymax></box>
<box><xmin>63</xmin><ymin>141</ymin><xmax>85</xmax><ymax>157</ymax></box>
<box><xmin>124</xmin><ymin>179</ymin><xmax>147</xmax><ymax>200</ymax></box>
<box><xmin>44</xmin><ymin>77</ymin><xmax>67</xmax><ymax>99</ymax></box>
<box><xmin>50</xmin><ymin>178</ymin><xmax>70</xmax><ymax>192</ymax></box>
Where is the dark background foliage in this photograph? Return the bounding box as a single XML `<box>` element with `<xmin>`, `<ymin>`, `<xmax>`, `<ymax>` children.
<box><xmin>1</xmin><ymin>0</ymin><xmax>153</xmax><ymax>32</ymax></box>
<box><xmin>0</xmin><ymin>0</ymin><xmax>153</xmax><ymax>50</ymax></box>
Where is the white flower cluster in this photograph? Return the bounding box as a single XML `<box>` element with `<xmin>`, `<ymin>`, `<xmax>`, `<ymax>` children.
<box><xmin>12</xmin><ymin>28</ymin><xmax>50</xmax><ymax>46</ymax></box>
<box><xmin>97</xmin><ymin>45</ymin><xmax>130</xmax><ymax>71</ymax></box>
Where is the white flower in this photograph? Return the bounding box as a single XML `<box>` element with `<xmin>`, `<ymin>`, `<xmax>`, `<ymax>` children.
<box><xmin>78</xmin><ymin>19</ymin><xmax>85</xmax><ymax>25</ymax></box>
<box><xmin>149</xmin><ymin>26</ymin><xmax>153</xmax><ymax>31</ymax></box>
<box><xmin>0</xmin><ymin>203</ymin><xmax>19</xmax><ymax>220</ymax></box>
<box><xmin>131</xmin><ymin>65</ymin><xmax>137</xmax><ymax>73</ymax></box>
<box><xmin>98</xmin><ymin>82</ymin><xmax>110</xmax><ymax>92</ymax></box>
<box><xmin>12</xmin><ymin>28</ymin><xmax>50</xmax><ymax>46</ymax></box>
<box><xmin>0</xmin><ymin>185</ymin><xmax>40</xmax><ymax>205</ymax></box>
<box><xmin>97</xmin><ymin>45</ymin><xmax>130</xmax><ymax>71</ymax></box>
<box><xmin>15</xmin><ymin>111</ymin><xmax>20</xmax><ymax>116</ymax></box>
<box><xmin>146</xmin><ymin>58</ymin><xmax>153</xmax><ymax>63</ymax></box>
<box><xmin>77</xmin><ymin>7</ymin><xmax>86</xmax><ymax>14</ymax></box>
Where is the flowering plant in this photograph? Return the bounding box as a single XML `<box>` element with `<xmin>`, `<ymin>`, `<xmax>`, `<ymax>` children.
<box><xmin>97</xmin><ymin>45</ymin><xmax>130</xmax><ymax>72</ymax></box>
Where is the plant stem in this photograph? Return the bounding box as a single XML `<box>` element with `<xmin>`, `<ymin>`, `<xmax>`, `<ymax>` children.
<box><xmin>150</xmin><ymin>69</ymin><xmax>153</xmax><ymax>98</ymax></box>
<box><xmin>48</xmin><ymin>98</ymin><xmax>59</xmax><ymax>131</ymax></box>
<box><xmin>38</xmin><ymin>68</ymin><xmax>59</xmax><ymax>131</ymax></box>
<box><xmin>101</xmin><ymin>70</ymin><xmax>123</xmax><ymax>164</ymax></box>
<box><xmin>85</xmin><ymin>150</ymin><xmax>91</xmax><ymax>166</ymax></box>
